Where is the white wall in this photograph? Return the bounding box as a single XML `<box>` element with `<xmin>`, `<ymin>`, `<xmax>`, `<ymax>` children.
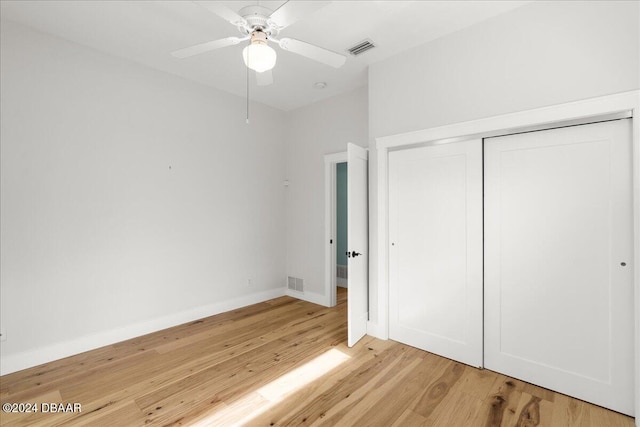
<box><xmin>284</xmin><ymin>87</ymin><xmax>368</xmax><ymax>302</ymax></box>
<box><xmin>367</xmin><ymin>0</ymin><xmax>640</xmax><ymax>329</ymax></box>
<box><xmin>0</xmin><ymin>21</ymin><xmax>287</xmax><ymax>374</ymax></box>
<box><xmin>370</xmin><ymin>0</ymin><xmax>640</xmax><ymax>138</ymax></box>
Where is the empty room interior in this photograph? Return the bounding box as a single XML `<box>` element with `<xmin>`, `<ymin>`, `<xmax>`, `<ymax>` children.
<box><xmin>1</xmin><ymin>1</ymin><xmax>640</xmax><ymax>426</ymax></box>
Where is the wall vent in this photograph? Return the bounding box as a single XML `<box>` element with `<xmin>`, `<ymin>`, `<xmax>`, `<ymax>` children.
<box><xmin>337</xmin><ymin>264</ymin><xmax>348</xmax><ymax>279</ymax></box>
<box><xmin>347</xmin><ymin>39</ymin><xmax>376</xmax><ymax>56</ymax></box>
<box><xmin>287</xmin><ymin>276</ymin><xmax>304</xmax><ymax>292</ymax></box>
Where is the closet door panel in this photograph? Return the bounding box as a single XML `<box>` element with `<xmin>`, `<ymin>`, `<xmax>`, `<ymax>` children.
<box><xmin>389</xmin><ymin>139</ymin><xmax>483</xmax><ymax>367</ymax></box>
<box><xmin>484</xmin><ymin>119</ymin><xmax>634</xmax><ymax>416</ymax></box>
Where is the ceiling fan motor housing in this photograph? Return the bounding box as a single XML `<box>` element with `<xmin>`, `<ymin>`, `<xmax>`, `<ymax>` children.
<box><xmin>238</xmin><ymin>5</ymin><xmax>279</xmax><ymax>37</ymax></box>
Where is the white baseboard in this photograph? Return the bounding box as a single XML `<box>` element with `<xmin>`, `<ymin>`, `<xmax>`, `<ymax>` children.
<box><xmin>337</xmin><ymin>277</ymin><xmax>348</xmax><ymax>288</ymax></box>
<box><xmin>0</xmin><ymin>287</ymin><xmax>286</xmax><ymax>376</ymax></box>
<box><xmin>285</xmin><ymin>288</ymin><xmax>330</xmax><ymax>307</ymax></box>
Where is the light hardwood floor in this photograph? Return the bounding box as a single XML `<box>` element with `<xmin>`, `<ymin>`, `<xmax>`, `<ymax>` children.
<box><xmin>0</xmin><ymin>288</ymin><xmax>635</xmax><ymax>426</ymax></box>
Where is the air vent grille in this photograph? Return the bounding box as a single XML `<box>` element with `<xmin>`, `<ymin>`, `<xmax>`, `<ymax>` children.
<box><xmin>337</xmin><ymin>265</ymin><xmax>348</xmax><ymax>279</ymax></box>
<box><xmin>347</xmin><ymin>39</ymin><xmax>376</xmax><ymax>56</ymax></box>
<box><xmin>287</xmin><ymin>276</ymin><xmax>304</xmax><ymax>292</ymax></box>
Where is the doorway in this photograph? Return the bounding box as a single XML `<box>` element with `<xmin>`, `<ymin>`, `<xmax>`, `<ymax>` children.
<box><xmin>324</xmin><ymin>146</ymin><xmax>369</xmax><ymax>346</ymax></box>
<box><xmin>324</xmin><ymin>151</ymin><xmax>347</xmax><ymax>307</ymax></box>
<box><xmin>336</xmin><ymin>162</ymin><xmax>348</xmax><ymax>289</ymax></box>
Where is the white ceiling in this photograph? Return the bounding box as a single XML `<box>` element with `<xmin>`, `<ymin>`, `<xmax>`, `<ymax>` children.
<box><xmin>0</xmin><ymin>1</ymin><xmax>530</xmax><ymax>111</ymax></box>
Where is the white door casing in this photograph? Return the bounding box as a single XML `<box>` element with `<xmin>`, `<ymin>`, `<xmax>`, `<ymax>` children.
<box><xmin>388</xmin><ymin>139</ymin><xmax>483</xmax><ymax>367</ymax></box>
<box><xmin>347</xmin><ymin>143</ymin><xmax>368</xmax><ymax>347</ymax></box>
<box><xmin>484</xmin><ymin>119</ymin><xmax>634</xmax><ymax>416</ymax></box>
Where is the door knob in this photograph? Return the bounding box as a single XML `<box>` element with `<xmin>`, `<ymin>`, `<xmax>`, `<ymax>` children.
<box><xmin>351</xmin><ymin>251</ymin><xmax>361</xmax><ymax>257</ymax></box>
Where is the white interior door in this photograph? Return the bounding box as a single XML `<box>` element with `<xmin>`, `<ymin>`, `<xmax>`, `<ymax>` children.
<box><xmin>484</xmin><ymin>119</ymin><xmax>634</xmax><ymax>416</ymax></box>
<box><xmin>388</xmin><ymin>139</ymin><xmax>483</xmax><ymax>367</ymax></box>
<box><xmin>347</xmin><ymin>143</ymin><xmax>368</xmax><ymax>347</ymax></box>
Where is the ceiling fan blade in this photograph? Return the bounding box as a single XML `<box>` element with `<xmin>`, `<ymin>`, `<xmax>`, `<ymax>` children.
<box><xmin>256</xmin><ymin>69</ymin><xmax>274</xmax><ymax>86</ymax></box>
<box><xmin>171</xmin><ymin>37</ymin><xmax>245</xmax><ymax>59</ymax></box>
<box><xmin>195</xmin><ymin>1</ymin><xmax>247</xmax><ymax>27</ymax></box>
<box><xmin>277</xmin><ymin>38</ymin><xmax>346</xmax><ymax>68</ymax></box>
<box><xmin>268</xmin><ymin>1</ymin><xmax>330</xmax><ymax>30</ymax></box>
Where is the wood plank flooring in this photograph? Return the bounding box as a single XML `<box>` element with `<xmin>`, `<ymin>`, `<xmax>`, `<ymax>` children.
<box><xmin>0</xmin><ymin>288</ymin><xmax>635</xmax><ymax>426</ymax></box>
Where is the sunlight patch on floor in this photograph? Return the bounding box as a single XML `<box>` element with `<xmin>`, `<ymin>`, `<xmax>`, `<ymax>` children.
<box><xmin>190</xmin><ymin>348</ymin><xmax>351</xmax><ymax>426</ymax></box>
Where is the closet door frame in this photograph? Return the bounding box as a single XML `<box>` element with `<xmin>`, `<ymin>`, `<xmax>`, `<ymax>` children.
<box><xmin>373</xmin><ymin>90</ymin><xmax>640</xmax><ymax>425</ymax></box>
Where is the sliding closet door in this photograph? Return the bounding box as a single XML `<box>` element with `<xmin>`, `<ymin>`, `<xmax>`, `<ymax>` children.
<box><xmin>484</xmin><ymin>119</ymin><xmax>634</xmax><ymax>416</ymax></box>
<box><xmin>389</xmin><ymin>139</ymin><xmax>483</xmax><ymax>367</ymax></box>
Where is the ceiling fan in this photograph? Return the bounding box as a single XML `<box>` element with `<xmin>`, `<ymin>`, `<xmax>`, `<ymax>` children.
<box><xmin>172</xmin><ymin>1</ymin><xmax>347</xmax><ymax>86</ymax></box>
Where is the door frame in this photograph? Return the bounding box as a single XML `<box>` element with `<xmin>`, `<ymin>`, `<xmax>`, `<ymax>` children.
<box><xmin>324</xmin><ymin>151</ymin><xmax>348</xmax><ymax>307</ymax></box>
<box><xmin>372</xmin><ymin>90</ymin><xmax>640</xmax><ymax>423</ymax></box>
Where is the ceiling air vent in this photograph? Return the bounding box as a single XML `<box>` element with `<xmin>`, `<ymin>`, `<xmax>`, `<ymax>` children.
<box><xmin>347</xmin><ymin>39</ymin><xmax>376</xmax><ymax>56</ymax></box>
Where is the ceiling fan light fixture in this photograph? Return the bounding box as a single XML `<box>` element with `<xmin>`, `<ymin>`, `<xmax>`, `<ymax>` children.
<box><xmin>243</xmin><ymin>31</ymin><xmax>277</xmax><ymax>73</ymax></box>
